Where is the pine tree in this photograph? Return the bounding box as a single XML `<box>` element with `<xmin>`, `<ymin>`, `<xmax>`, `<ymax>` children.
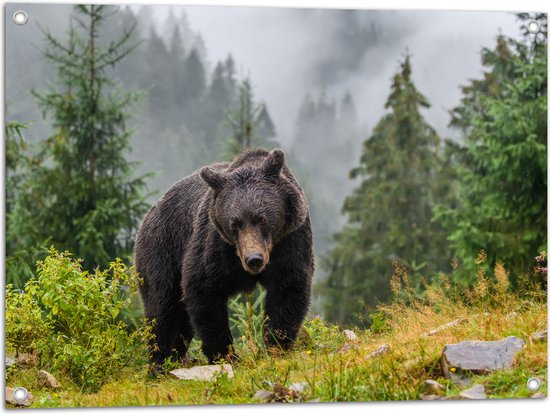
<box><xmin>144</xmin><ymin>27</ymin><xmax>173</xmax><ymax>124</ymax></box>
<box><xmin>102</xmin><ymin>6</ymin><xmax>142</xmax><ymax>89</ymax></box>
<box><xmin>224</xmin><ymin>54</ymin><xmax>237</xmax><ymax>92</ymax></box>
<box><xmin>224</xmin><ymin>77</ymin><xmax>277</xmax><ymax>157</ymax></box>
<box><xmin>436</xmin><ymin>14</ymin><xmax>547</xmax><ymax>279</ymax></box>
<box><xmin>202</xmin><ymin>59</ymin><xmax>237</xmax><ymax>156</ymax></box>
<box><xmin>181</xmin><ymin>48</ymin><xmax>207</xmax><ymax>134</ymax></box>
<box><xmin>168</xmin><ymin>25</ymin><xmax>187</xmax><ymax>123</ymax></box>
<box><xmin>182</xmin><ymin>49</ymin><xmax>206</xmax><ymax>104</ymax></box>
<box><xmin>10</xmin><ymin>5</ymin><xmax>149</xmax><ymax>271</ymax></box>
<box><xmin>323</xmin><ymin>55</ymin><xmax>445</xmax><ymax>324</ymax></box>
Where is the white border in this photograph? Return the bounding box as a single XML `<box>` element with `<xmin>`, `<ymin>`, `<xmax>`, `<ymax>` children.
<box><xmin>1</xmin><ymin>1</ymin><xmax>549</xmax><ymax>414</ymax></box>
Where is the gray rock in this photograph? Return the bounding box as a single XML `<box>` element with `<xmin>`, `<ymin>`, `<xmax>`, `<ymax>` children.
<box><xmin>169</xmin><ymin>364</ymin><xmax>234</xmax><ymax>381</ymax></box>
<box><xmin>5</xmin><ymin>387</ymin><xmax>32</xmax><ymax>407</ymax></box>
<box><xmin>289</xmin><ymin>382</ymin><xmax>309</xmax><ymax>393</ymax></box>
<box><xmin>254</xmin><ymin>389</ymin><xmax>274</xmax><ymax>402</ymax></box>
<box><xmin>338</xmin><ymin>343</ymin><xmax>355</xmax><ymax>353</ymax></box>
<box><xmin>6</xmin><ymin>356</ymin><xmax>15</xmax><ymax>368</ymax></box>
<box><xmin>422</xmin><ymin>379</ymin><xmax>445</xmax><ymax>396</ymax></box>
<box><xmin>531</xmin><ymin>331</ymin><xmax>547</xmax><ymax>343</ymax></box>
<box><xmin>531</xmin><ymin>392</ymin><xmax>546</xmax><ymax>399</ymax></box>
<box><xmin>366</xmin><ymin>344</ymin><xmax>389</xmax><ymax>359</ymax></box>
<box><xmin>441</xmin><ymin>336</ymin><xmax>525</xmax><ymax>380</ymax></box>
<box><xmin>343</xmin><ymin>329</ymin><xmax>358</xmax><ymax>342</ymax></box>
<box><xmin>459</xmin><ymin>384</ymin><xmax>486</xmax><ymax>400</ymax></box>
<box><xmin>38</xmin><ymin>370</ymin><xmax>61</xmax><ymax>389</ymax></box>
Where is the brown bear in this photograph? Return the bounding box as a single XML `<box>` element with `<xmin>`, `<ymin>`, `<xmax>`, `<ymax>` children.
<box><xmin>134</xmin><ymin>148</ymin><xmax>313</xmax><ymax>366</ymax></box>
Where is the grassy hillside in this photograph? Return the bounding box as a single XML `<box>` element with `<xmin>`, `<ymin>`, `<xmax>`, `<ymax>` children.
<box><xmin>5</xmin><ymin>257</ymin><xmax>547</xmax><ymax>407</ymax></box>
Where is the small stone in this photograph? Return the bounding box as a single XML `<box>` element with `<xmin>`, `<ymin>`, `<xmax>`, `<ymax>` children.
<box><xmin>5</xmin><ymin>387</ymin><xmax>32</xmax><ymax>407</ymax></box>
<box><xmin>422</xmin><ymin>379</ymin><xmax>445</xmax><ymax>396</ymax></box>
<box><xmin>531</xmin><ymin>392</ymin><xmax>546</xmax><ymax>399</ymax></box>
<box><xmin>338</xmin><ymin>343</ymin><xmax>355</xmax><ymax>353</ymax></box>
<box><xmin>459</xmin><ymin>384</ymin><xmax>486</xmax><ymax>400</ymax></box>
<box><xmin>343</xmin><ymin>329</ymin><xmax>358</xmax><ymax>342</ymax></box>
<box><xmin>17</xmin><ymin>353</ymin><xmax>37</xmax><ymax>367</ymax></box>
<box><xmin>289</xmin><ymin>382</ymin><xmax>309</xmax><ymax>393</ymax></box>
<box><xmin>441</xmin><ymin>336</ymin><xmax>525</xmax><ymax>381</ymax></box>
<box><xmin>6</xmin><ymin>356</ymin><xmax>15</xmax><ymax>368</ymax></box>
<box><xmin>531</xmin><ymin>331</ymin><xmax>547</xmax><ymax>343</ymax></box>
<box><xmin>169</xmin><ymin>364</ymin><xmax>233</xmax><ymax>381</ymax></box>
<box><xmin>421</xmin><ymin>318</ymin><xmax>465</xmax><ymax>338</ymax></box>
<box><xmin>38</xmin><ymin>370</ymin><xmax>61</xmax><ymax>389</ymax></box>
<box><xmin>366</xmin><ymin>344</ymin><xmax>389</xmax><ymax>359</ymax></box>
<box><xmin>254</xmin><ymin>389</ymin><xmax>274</xmax><ymax>402</ymax></box>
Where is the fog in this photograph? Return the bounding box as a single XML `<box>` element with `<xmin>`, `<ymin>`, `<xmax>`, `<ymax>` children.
<box><xmin>6</xmin><ymin>4</ymin><xmax>519</xmax><ymax>158</ymax></box>
<box><xmin>6</xmin><ymin>4</ymin><xmax>521</xmax><ymax>279</ymax></box>
<box><xmin>166</xmin><ymin>7</ymin><xmax>518</xmax><ymax>142</ymax></box>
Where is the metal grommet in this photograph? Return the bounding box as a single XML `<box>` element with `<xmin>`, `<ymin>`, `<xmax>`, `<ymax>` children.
<box><xmin>527</xmin><ymin>377</ymin><xmax>541</xmax><ymax>391</ymax></box>
<box><xmin>527</xmin><ymin>19</ymin><xmax>541</xmax><ymax>34</ymax></box>
<box><xmin>12</xmin><ymin>387</ymin><xmax>29</xmax><ymax>402</ymax></box>
<box><xmin>13</xmin><ymin>10</ymin><xmax>29</xmax><ymax>25</ymax></box>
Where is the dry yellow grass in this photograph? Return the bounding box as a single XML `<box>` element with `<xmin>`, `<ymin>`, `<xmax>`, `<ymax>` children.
<box><xmin>6</xmin><ymin>260</ymin><xmax>547</xmax><ymax>407</ymax></box>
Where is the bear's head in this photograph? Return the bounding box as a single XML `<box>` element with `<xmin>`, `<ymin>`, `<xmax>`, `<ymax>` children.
<box><xmin>200</xmin><ymin>149</ymin><xmax>308</xmax><ymax>275</ymax></box>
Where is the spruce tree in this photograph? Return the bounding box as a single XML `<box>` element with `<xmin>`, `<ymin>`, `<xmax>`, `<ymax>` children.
<box><xmin>144</xmin><ymin>27</ymin><xmax>172</xmax><ymax>124</ymax></box>
<box><xmin>168</xmin><ymin>25</ymin><xmax>186</xmax><ymax>124</ymax></box>
<box><xmin>202</xmin><ymin>59</ymin><xmax>237</xmax><ymax>156</ymax></box>
<box><xmin>225</xmin><ymin>77</ymin><xmax>277</xmax><ymax>157</ymax></box>
<box><xmin>181</xmin><ymin>48</ymin><xmax>207</xmax><ymax>134</ymax></box>
<box><xmin>323</xmin><ymin>55</ymin><xmax>445</xmax><ymax>324</ymax></box>
<box><xmin>10</xmin><ymin>5</ymin><xmax>148</xmax><ymax>270</ymax></box>
<box><xmin>436</xmin><ymin>14</ymin><xmax>547</xmax><ymax>279</ymax></box>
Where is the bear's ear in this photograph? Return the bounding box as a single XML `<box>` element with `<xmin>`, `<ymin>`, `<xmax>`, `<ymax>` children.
<box><xmin>200</xmin><ymin>167</ymin><xmax>226</xmax><ymax>191</ymax></box>
<box><xmin>260</xmin><ymin>149</ymin><xmax>285</xmax><ymax>178</ymax></box>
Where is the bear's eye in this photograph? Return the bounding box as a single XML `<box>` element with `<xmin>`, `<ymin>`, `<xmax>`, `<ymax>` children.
<box><xmin>230</xmin><ymin>219</ymin><xmax>243</xmax><ymax>232</ymax></box>
<box><xmin>251</xmin><ymin>216</ymin><xmax>267</xmax><ymax>226</ymax></box>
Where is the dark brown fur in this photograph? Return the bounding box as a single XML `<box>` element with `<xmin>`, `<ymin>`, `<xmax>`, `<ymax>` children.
<box><xmin>134</xmin><ymin>148</ymin><xmax>314</xmax><ymax>365</ymax></box>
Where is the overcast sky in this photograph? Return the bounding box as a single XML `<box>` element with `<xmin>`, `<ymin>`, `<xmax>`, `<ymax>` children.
<box><xmin>142</xmin><ymin>6</ymin><xmax>519</xmax><ymax>143</ymax></box>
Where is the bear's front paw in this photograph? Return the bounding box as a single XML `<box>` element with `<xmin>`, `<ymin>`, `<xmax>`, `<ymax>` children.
<box><xmin>147</xmin><ymin>362</ymin><xmax>166</xmax><ymax>379</ymax></box>
<box><xmin>223</xmin><ymin>351</ymin><xmax>241</xmax><ymax>365</ymax></box>
<box><xmin>264</xmin><ymin>327</ymin><xmax>294</xmax><ymax>348</ymax></box>
<box><xmin>206</xmin><ymin>345</ymin><xmax>240</xmax><ymax>365</ymax></box>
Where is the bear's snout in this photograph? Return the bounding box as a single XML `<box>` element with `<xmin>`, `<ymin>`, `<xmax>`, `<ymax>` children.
<box><xmin>245</xmin><ymin>252</ymin><xmax>264</xmax><ymax>272</ymax></box>
<box><xmin>237</xmin><ymin>227</ymin><xmax>270</xmax><ymax>275</ymax></box>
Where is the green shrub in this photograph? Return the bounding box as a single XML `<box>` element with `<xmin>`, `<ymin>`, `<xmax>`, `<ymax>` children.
<box><xmin>228</xmin><ymin>288</ymin><xmax>267</xmax><ymax>353</ymax></box>
<box><xmin>302</xmin><ymin>316</ymin><xmax>344</xmax><ymax>352</ymax></box>
<box><xmin>5</xmin><ymin>247</ymin><xmax>152</xmax><ymax>392</ymax></box>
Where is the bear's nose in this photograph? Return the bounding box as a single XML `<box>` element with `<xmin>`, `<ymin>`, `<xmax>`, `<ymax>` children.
<box><xmin>245</xmin><ymin>252</ymin><xmax>264</xmax><ymax>270</ymax></box>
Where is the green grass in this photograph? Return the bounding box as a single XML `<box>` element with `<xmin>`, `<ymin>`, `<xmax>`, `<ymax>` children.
<box><xmin>6</xmin><ymin>261</ymin><xmax>547</xmax><ymax>407</ymax></box>
<box><xmin>7</xmin><ymin>305</ymin><xmax>546</xmax><ymax>406</ymax></box>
